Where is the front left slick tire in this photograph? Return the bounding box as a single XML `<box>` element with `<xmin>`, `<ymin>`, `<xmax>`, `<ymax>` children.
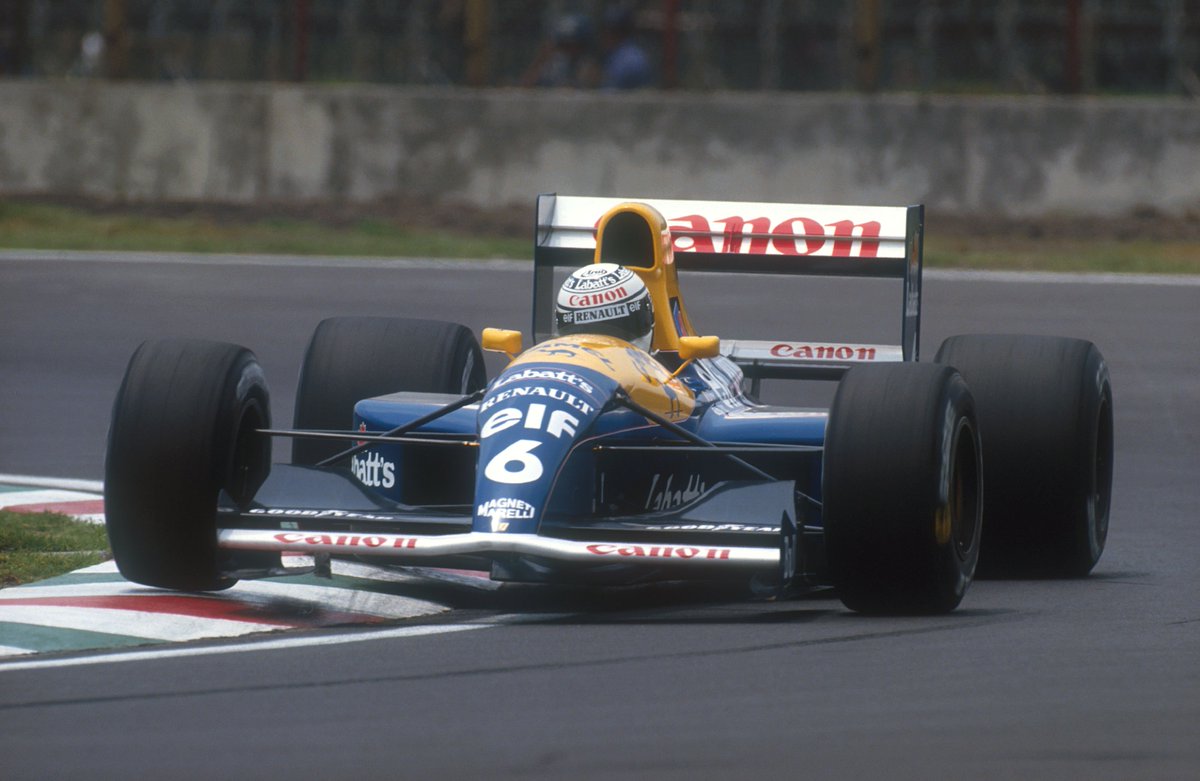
<box><xmin>105</xmin><ymin>339</ymin><xmax>272</xmax><ymax>591</ymax></box>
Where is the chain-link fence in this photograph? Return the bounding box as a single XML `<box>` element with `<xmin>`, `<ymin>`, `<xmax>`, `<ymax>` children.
<box><xmin>1</xmin><ymin>1</ymin><xmax>1197</xmax><ymax>94</ymax></box>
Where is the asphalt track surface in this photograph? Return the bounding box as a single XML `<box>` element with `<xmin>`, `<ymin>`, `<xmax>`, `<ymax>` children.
<box><xmin>1</xmin><ymin>251</ymin><xmax>1198</xmax><ymax>779</ymax></box>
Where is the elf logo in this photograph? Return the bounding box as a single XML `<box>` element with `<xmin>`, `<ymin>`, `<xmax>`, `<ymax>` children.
<box><xmin>351</xmin><ymin>451</ymin><xmax>395</xmax><ymax>488</ymax></box>
<box><xmin>480</xmin><ymin>402</ymin><xmax>579</xmax><ymax>440</ymax></box>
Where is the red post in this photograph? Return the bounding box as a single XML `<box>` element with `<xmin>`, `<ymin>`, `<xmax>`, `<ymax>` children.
<box><xmin>1065</xmin><ymin>0</ymin><xmax>1082</xmax><ymax>93</ymax></box>
<box><xmin>293</xmin><ymin>0</ymin><xmax>311</xmax><ymax>82</ymax></box>
<box><xmin>662</xmin><ymin>0</ymin><xmax>680</xmax><ymax>89</ymax></box>
<box><xmin>103</xmin><ymin>0</ymin><xmax>130</xmax><ymax>79</ymax></box>
<box><xmin>464</xmin><ymin>0</ymin><xmax>490</xmax><ymax>87</ymax></box>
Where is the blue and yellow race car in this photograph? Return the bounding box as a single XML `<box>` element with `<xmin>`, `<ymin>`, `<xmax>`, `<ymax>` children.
<box><xmin>104</xmin><ymin>195</ymin><xmax>1113</xmax><ymax>614</ymax></box>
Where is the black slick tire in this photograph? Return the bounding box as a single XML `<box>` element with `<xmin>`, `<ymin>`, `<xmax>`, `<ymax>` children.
<box><xmin>292</xmin><ymin>317</ymin><xmax>486</xmax><ymax>465</ymax></box>
<box><xmin>105</xmin><ymin>340</ymin><xmax>272</xmax><ymax>591</ymax></box>
<box><xmin>935</xmin><ymin>334</ymin><xmax>1113</xmax><ymax>577</ymax></box>
<box><xmin>823</xmin><ymin>363</ymin><xmax>982</xmax><ymax>614</ymax></box>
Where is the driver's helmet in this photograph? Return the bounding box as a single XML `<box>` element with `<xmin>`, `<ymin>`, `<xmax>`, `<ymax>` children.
<box><xmin>555</xmin><ymin>263</ymin><xmax>654</xmax><ymax>351</ymax></box>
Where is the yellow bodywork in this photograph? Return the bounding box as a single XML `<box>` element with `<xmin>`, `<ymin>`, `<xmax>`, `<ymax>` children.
<box><xmin>484</xmin><ymin>202</ymin><xmax>711</xmax><ymax>422</ymax></box>
<box><xmin>481</xmin><ymin>327</ymin><xmax>523</xmax><ymax>359</ymax></box>
<box><xmin>513</xmin><ymin>334</ymin><xmax>695</xmax><ymax>422</ymax></box>
<box><xmin>594</xmin><ymin>201</ymin><xmax>697</xmax><ymax>352</ymax></box>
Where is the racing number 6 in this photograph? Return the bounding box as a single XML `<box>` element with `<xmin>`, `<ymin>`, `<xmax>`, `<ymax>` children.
<box><xmin>484</xmin><ymin>439</ymin><xmax>544</xmax><ymax>484</ymax></box>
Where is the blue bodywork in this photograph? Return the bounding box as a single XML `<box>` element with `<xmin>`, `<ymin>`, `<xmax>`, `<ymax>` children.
<box><xmin>351</xmin><ymin>353</ymin><xmax>826</xmax><ymax>541</ymax></box>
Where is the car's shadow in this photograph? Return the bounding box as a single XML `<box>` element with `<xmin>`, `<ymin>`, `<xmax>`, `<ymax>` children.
<box><xmin>351</xmin><ymin>571</ymin><xmax>1013</xmax><ymax>626</ymax></box>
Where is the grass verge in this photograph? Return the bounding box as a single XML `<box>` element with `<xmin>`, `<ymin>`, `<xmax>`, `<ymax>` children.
<box><xmin>0</xmin><ymin>201</ymin><xmax>528</xmax><ymax>260</ymax></box>
<box><xmin>924</xmin><ymin>236</ymin><xmax>1200</xmax><ymax>275</ymax></box>
<box><xmin>1</xmin><ymin>199</ymin><xmax>1197</xmax><ymax>274</ymax></box>
<box><xmin>0</xmin><ymin>510</ymin><xmax>111</xmax><ymax>587</ymax></box>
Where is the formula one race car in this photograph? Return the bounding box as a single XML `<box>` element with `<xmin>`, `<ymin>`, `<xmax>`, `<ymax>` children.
<box><xmin>104</xmin><ymin>195</ymin><xmax>1113</xmax><ymax>614</ymax></box>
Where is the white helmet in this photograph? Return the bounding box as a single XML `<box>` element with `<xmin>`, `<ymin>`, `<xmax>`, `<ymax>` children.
<box><xmin>555</xmin><ymin>263</ymin><xmax>655</xmax><ymax>351</ymax></box>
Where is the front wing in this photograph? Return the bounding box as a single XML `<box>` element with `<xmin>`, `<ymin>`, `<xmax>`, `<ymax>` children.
<box><xmin>220</xmin><ymin>528</ymin><xmax>777</xmax><ymax>569</ymax></box>
<box><xmin>217</xmin><ymin>465</ymin><xmax>797</xmax><ymax>584</ymax></box>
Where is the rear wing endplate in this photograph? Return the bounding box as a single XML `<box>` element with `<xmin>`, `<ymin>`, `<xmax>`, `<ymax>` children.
<box><xmin>533</xmin><ymin>194</ymin><xmax>924</xmax><ymax>362</ymax></box>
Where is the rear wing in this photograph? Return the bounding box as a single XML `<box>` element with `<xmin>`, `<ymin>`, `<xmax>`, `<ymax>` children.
<box><xmin>532</xmin><ymin>194</ymin><xmax>924</xmax><ymax>369</ymax></box>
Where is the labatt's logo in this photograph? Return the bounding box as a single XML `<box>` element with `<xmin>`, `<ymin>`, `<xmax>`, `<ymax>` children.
<box><xmin>492</xmin><ymin>368</ymin><xmax>595</xmax><ymax>395</ymax></box>
<box><xmin>645</xmin><ymin>473</ymin><xmax>707</xmax><ymax>511</ymax></box>
<box><xmin>352</xmin><ymin>451</ymin><xmax>395</xmax><ymax>488</ymax></box>
<box><xmin>668</xmin><ymin>214</ymin><xmax>882</xmax><ymax>257</ymax></box>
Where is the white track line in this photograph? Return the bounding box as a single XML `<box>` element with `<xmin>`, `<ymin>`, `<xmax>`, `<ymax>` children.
<box><xmin>2</xmin><ymin>250</ymin><xmax>1197</xmax><ymax>286</ymax></box>
<box><xmin>0</xmin><ymin>583</ymin><xmax>158</xmax><ymax>600</ymax></box>
<box><xmin>0</xmin><ymin>621</ymin><xmax>500</xmax><ymax>672</ymax></box>
<box><xmin>0</xmin><ymin>605</ymin><xmax>283</xmax><ymax>641</ymax></box>
<box><xmin>0</xmin><ymin>474</ymin><xmax>104</xmax><ymax>493</ymax></box>
<box><xmin>58</xmin><ymin>557</ymin><xmax>494</xmax><ymax>592</ymax></box>
<box><xmin>922</xmin><ymin>268</ymin><xmax>1200</xmax><ymax>286</ymax></box>
<box><xmin>206</xmin><ymin>579</ymin><xmax>446</xmax><ymax>617</ymax></box>
<box><xmin>0</xmin><ymin>249</ymin><xmax>524</xmax><ymax>271</ymax></box>
<box><xmin>0</xmin><ymin>580</ymin><xmax>447</xmax><ymax>620</ymax></box>
<box><xmin>73</xmin><ymin>560</ymin><xmax>119</xmax><ymax>574</ymax></box>
<box><xmin>0</xmin><ymin>645</ymin><xmax>36</xmax><ymax>657</ymax></box>
<box><xmin>0</xmin><ymin>489</ymin><xmax>103</xmax><ymax>507</ymax></box>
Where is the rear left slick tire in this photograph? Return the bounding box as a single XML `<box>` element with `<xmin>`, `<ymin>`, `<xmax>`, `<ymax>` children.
<box><xmin>105</xmin><ymin>340</ymin><xmax>271</xmax><ymax>591</ymax></box>
<box><xmin>823</xmin><ymin>364</ymin><xmax>982</xmax><ymax>614</ymax></box>
<box><xmin>935</xmin><ymin>334</ymin><xmax>1113</xmax><ymax>577</ymax></box>
<box><xmin>292</xmin><ymin>317</ymin><xmax>486</xmax><ymax>465</ymax></box>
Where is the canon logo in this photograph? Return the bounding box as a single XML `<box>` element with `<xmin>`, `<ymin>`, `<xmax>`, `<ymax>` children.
<box><xmin>567</xmin><ymin>286</ymin><xmax>627</xmax><ymax>307</ymax></box>
<box><xmin>586</xmin><ymin>543</ymin><xmax>732</xmax><ymax>560</ymax></box>
<box><xmin>273</xmin><ymin>532</ymin><xmax>418</xmax><ymax>549</ymax></box>
<box><xmin>770</xmin><ymin>344</ymin><xmax>879</xmax><ymax>360</ymax></box>
<box><xmin>668</xmin><ymin>214</ymin><xmax>882</xmax><ymax>258</ymax></box>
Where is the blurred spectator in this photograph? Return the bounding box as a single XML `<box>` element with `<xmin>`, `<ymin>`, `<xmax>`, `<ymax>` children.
<box><xmin>600</xmin><ymin>6</ymin><xmax>652</xmax><ymax>89</ymax></box>
<box><xmin>73</xmin><ymin>30</ymin><xmax>104</xmax><ymax>77</ymax></box>
<box><xmin>520</xmin><ymin>13</ymin><xmax>599</xmax><ymax>88</ymax></box>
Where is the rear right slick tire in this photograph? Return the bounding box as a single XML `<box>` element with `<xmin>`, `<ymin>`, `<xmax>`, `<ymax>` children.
<box><xmin>935</xmin><ymin>334</ymin><xmax>1113</xmax><ymax>577</ymax></box>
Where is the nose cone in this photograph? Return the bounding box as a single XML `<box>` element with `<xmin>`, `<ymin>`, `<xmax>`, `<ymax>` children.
<box><xmin>473</xmin><ymin>359</ymin><xmax>615</xmax><ymax>533</ymax></box>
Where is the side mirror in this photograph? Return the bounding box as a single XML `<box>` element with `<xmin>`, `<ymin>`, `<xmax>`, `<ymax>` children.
<box><xmin>482</xmin><ymin>328</ymin><xmax>523</xmax><ymax>359</ymax></box>
<box><xmin>678</xmin><ymin>335</ymin><xmax>720</xmax><ymax>361</ymax></box>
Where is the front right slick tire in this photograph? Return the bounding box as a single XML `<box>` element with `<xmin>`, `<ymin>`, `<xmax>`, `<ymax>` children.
<box><xmin>823</xmin><ymin>363</ymin><xmax>983</xmax><ymax>614</ymax></box>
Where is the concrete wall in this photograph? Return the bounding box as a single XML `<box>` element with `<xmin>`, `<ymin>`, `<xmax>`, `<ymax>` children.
<box><xmin>2</xmin><ymin>80</ymin><xmax>1198</xmax><ymax>217</ymax></box>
